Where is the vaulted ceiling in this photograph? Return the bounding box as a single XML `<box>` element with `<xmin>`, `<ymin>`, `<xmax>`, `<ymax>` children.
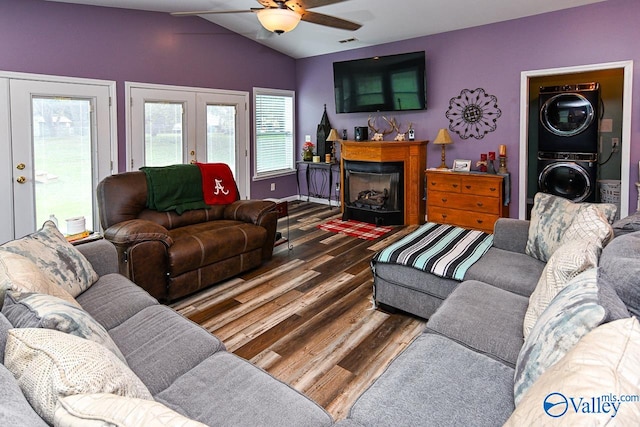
<box><xmin>46</xmin><ymin>0</ymin><xmax>605</xmax><ymax>58</ymax></box>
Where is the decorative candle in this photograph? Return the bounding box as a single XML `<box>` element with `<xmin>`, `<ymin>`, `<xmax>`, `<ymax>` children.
<box><xmin>499</xmin><ymin>144</ymin><xmax>506</xmax><ymax>157</ymax></box>
<box><xmin>480</xmin><ymin>153</ymin><xmax>487</xmax><ymax>161</ymax></box>
<box><xmin>325</xmin><ymin>154</ymin><xmax>331</xmax><ymax>163</ymax></box>
<box><xmin>313</xmin><ymin>155</ymin><xmax>320</xmax><ymax>163</ymax></box>
<box><xmin>488</xmin><ymin>152</ymin><xmax>496</xmax><ymax>161</ymax></box>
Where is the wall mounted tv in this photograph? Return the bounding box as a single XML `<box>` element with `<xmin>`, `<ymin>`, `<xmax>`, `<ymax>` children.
<box><xmin>333</xmin><ymin>51</ymin><xmax>426</xmax><ymax>114</ymax></box>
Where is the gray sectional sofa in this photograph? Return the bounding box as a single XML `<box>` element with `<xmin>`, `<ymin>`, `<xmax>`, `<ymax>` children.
<box><xmin>2</xmin><ymin>194</ymin><xmax>639</xmax><ymax>426</ymax></box>
<box><xmin>0</xmin><ymin>239</ymin><xmax>333</xmax><ymax>427</ymax></box>
<box><xmin>340</xmin><ymin>209</ymin><xmax>640</xmax><ymax>426</ymax></box>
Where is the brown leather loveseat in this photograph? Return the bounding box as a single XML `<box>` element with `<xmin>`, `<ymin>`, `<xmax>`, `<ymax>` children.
<box><xmin>96</xmin><ymin>170</ymin><xmax>277</xmax><ymax>302</ymax></box>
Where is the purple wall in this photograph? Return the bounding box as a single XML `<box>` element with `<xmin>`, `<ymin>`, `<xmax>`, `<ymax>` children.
<box><xmin>0</xmin><ymin>0</ymin><xmax>298</xmax><ymax>199</ymax></box>
<box><xmin>296</xmin><ymin>0</ymin><xmax>640</xmax><ymax>216</ymax></box>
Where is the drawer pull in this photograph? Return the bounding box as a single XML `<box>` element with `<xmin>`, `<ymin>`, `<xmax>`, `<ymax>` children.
<box><xmin>489</xmin><ymin>187</ymin><xmax>497</xmax><ymax>192</ymax></box>
<box><xmin>476</xmin><ymin>202</ymin><xmax>484</xmax><ymax>207</ymax></box>
<box><xmin>430</xmin><ymin>181</ymin><xmax>436</xmax><ymax>186</ymax></box>
<box><xmin>476</xmin><ymin>219</ymin><xmax>484</xmax><ymax>224</ymax></box>
<box><xmin>441</xmin><ymin>198</ymin><xmax>447</xmax><ymax>202</ymax></box>
<box><xmin>452</xmin><ymin>184</ymin><xmax>458</xmax><ymax>188</ymax></box>
<box><xmin>465</xmin><ymin>185</ymin><xmax>471</xmax><ymax>189</ymax></box>
<box><xmin>441</xmin><ymin>214</ymin><xmax>447</xmax><ymax>219</ymax></box>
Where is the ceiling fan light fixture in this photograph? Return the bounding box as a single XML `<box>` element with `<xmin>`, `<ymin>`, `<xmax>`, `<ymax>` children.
<box><xmin>256</xmin><ymin>8</ymin><xmax>301</xmax><ymax>34</ymax></box>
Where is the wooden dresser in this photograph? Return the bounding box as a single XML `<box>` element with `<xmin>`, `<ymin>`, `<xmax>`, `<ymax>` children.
<box><xmin>425</xmin><ymin>170</ymin><xmax>509</xmax><ymax>234</ymax></box>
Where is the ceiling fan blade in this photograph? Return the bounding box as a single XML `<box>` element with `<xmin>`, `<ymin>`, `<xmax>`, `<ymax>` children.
<box><xmin>294</xmin><ymin>0</ymin><xmax>349</xmax><ymax>9</ymax></box>
<box><xmin>171</xmin><ymin>10</ymin><xmax>255</xmax><ymax>17</ymax></box>
<box><xmin>257</xmin><ymin>0</ymin><xmax>280</xmax><ymax>8</ymax></box>
<box><xmin>301</xmin><ymin>10</ymin><xmax>361</xmax><ymax>31</ymax></box>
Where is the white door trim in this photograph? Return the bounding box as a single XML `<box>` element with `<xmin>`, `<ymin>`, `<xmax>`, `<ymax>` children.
<box><xmin>519</xmin><ymin>60</ymin><xmax>633</xmax><ymax>219</ymax></box>
<box><xmin>125</xmin><ymin>82</ymin><xmax>250</xmax><ymax>199</ymax></box>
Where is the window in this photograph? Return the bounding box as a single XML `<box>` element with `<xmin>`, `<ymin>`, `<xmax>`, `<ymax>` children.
<box><xmin>253</xmin><ymin>88</ymin><xmax>295</xmax><ymax>179</ymax></box>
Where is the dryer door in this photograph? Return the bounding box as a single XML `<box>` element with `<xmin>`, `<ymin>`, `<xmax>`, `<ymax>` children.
<box><xmin>540</xmin><ymin>93</ymin><xmax>595</xmax><ymax>137</ymax></box>
<box><xmin>538</xmin><ymin>162</ymin><xmax>592</xmax><ymax>202</ymax></box>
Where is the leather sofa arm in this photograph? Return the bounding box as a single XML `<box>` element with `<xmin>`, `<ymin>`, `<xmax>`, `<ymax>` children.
<box><xmin>492</xmin><ymin>218</ymin><xmax>530</xmax><ymax>254</ymax></box>
<box><xmin>104</xmin><ymin>219</ymin><xmax>174</xmax><ymax>247</ymax></box>
<box><xmin>224</xmin><ymin>200</ymin><xmax>277</xmax><ymax>225</ymax></box>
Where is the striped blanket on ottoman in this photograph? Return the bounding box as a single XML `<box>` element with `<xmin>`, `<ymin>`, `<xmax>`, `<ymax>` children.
<box><xmin>372</xmin><ymin>223</ymin><xmax>493</xmax><ymax>281</ymax></box>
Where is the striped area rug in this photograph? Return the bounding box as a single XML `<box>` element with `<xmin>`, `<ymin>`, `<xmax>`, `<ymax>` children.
<box><xmin>318</xmin><ymin>219</ymin><xmax>393</xmax><ymax>241</ymax></box>
<box><xmin>373</xmin><ymin>223</ymin><xmax>493</xmax><ymax>280</ymax></box>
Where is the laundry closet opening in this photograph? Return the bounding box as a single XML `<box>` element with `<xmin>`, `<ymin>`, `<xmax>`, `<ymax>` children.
<box><xmin>520</xmin><ymin>63</ymin><xmax>629</xmax><ymax>220</ymax></box>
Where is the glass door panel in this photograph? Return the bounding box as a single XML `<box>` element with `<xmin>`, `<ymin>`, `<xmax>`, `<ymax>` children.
<box><xmin>144</xmin><ymin>102</ymin><xmax>184</xmax><ymax>166</ymax></box>
<box><xmin>32</xmin><ymin>97</ymin><xmax>94</xmax><ymax>234</ymax></box>
<box><xmin>206</xmin><ymin>104</ymin><xmax>237</xmax><ymax>176</ymax></box>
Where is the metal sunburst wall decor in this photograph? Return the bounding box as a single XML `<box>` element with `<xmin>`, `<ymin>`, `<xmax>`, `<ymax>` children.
<box><xmin>445</xmin><ymin>88</ymin><xmax>502</xmax><ymax>139</ymax></box>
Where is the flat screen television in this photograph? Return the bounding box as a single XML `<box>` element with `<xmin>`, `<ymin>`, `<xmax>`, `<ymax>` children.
<box><xmin>333</xmin><ymin>51</ymin><xmax>426</xmax><ymax>114</ymax></box>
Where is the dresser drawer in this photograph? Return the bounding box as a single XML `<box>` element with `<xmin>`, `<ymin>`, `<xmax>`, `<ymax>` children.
<box><xmin>427</xmin><ymin>206</ymin><xmax>499</xmax><ymax>233</ymax></box>
<box><xmin>460</xmin><ymin>176</ymin><xmax>502</xmax><ymax>198</ymax></box>
<box><xmin>426</xmin><ymin>173</ymin><xmax>462</xmax><ymax>193</ymax></box>
<box><xmin>429</xmin><ymin>190</ymin><xmax>501</xmax><ymax>214</ymax></box>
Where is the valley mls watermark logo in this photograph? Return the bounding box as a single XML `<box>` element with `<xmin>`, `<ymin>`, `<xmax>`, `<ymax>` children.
<box><xmin>543</xmin><ymin>392</ymin><xmax>639</xmax><ymax>419</ymax></box>
<box><xmin>543</xmin><ymin>393</ymin><xmax>569</xmax><ymax>418</ymax></box>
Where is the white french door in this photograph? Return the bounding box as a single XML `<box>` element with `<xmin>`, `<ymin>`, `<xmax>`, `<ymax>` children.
<box><xmin>127</xmin><ymin>83</ymin><xmax>250</xmax><ymax>199</ymax></box>
<box><xmin>0</xmin><ymin>74</ymin><xmax>115</xmax><ymax>241</ymax></box>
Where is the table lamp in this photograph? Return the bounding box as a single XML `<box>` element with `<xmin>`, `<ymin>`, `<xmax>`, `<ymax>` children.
<box><xmin>326</xmin><ymin>128</ymin><xmax>341</xmax><ymax>163</ymax></box>
<box><xmin>433</xmin><ymin>129</ymin><xmax>453</xmax><ymax>169</ymax></box>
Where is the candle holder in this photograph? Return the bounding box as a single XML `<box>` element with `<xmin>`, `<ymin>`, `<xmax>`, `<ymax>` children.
<box><xmin>499</xmin><ymin>156</ymin><xmax>508</xmax><ymax>174</ymax></box>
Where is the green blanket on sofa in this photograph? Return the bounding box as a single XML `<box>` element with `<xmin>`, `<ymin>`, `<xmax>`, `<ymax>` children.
<box><xmin>140</xmin><ymin>164</ymin><xmax>208</xmax><ymax>214</ymax></box>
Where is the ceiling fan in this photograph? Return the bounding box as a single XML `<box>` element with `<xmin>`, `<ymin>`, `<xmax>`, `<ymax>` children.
<box><xmin>171</xmin><ymin>0</ymin><xmax>361</xmax><ymax>35</ymax></box>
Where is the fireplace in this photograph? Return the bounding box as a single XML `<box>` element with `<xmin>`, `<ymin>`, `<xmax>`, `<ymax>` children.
<box><xmin>343</xmin><ymin>161</ymin><xmax>403</xmax><ymax>225</ymax></box>
<box><xmin>339</xmin><ymin>140</ymin><xmax>427</xmax><ymax>225</ymax></box>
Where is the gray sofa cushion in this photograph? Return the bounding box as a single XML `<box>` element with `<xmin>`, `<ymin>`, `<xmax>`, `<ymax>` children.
<box><xmin>109</xmin><ymin>305</ymin><xmax>224</xmax><ymax>395</ymax></box>
<box><xmin>74</xmin><ymin>239</ymin><xmax>119</xmax><ymax>277</ymax></box>
<box><xmin>0</xmin><ymin>313</ymin><xmax>12</xmax><ymax>364</ymax></box>
<box><xmin>77</xmin><ymin>273</ymin><xmax>158</xmax><ymax>330</ymax></box>
<box><xmin>464</xmin><ymin>247</ymin><xmax>545</xmax><ymax>297</ymax></box>
<box><xmin>347</xmin><ymin>333</ymin><xmax>514</xmax><ymax>427</ymax></box>
<box><xmin>611</xmin><ymin>211</ymin><xmax>640</xmax><ymax>237</ymax></box>
<box><xmin>492</xmin><ymin>218</ymin><xmax>530</xmax><ymax>253</ymax></box>
<box><xmin>0</xmin><ymin>363</ymin><xmax>48</xmax><ymax>426</ymax></box>
<box><xmin>155</xmin><ymin>351</ymin><xmax>333</xmax><ymax>427</ymax></box>
<box><xmin>373</xmin><ymin>262</ymin><xmax>458</xmax><ymax>301</ymax></box>
<box><xmin>598</xmin><ymin>231</ymin><xmax>640</xmax><ymax>317</ymax></box>
<box><xmin>426</xmin><ymin>280</ymin><xmax>528</xmax><ymax>367</ymax></box>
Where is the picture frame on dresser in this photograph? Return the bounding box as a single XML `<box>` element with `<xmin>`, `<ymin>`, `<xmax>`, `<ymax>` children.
<box><xmin>452</xmin><ymin>159</ymin><xmax>471</xmax><ymax>172</ymax></box>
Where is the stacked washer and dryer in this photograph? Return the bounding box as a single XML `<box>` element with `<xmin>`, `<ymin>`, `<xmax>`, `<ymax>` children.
<box><xmin>537</xmin><ymin>82</ymin><xmax>600</xmax><ymax>202</ymax></box>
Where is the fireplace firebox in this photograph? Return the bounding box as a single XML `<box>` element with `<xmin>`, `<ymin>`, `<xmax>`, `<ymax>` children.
<box><xmin>342</xmin><ymin>160</ymin><xmax>404</xmax><ymax>225</ymax></box>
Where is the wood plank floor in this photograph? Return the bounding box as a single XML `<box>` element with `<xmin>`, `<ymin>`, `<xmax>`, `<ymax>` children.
<box><xmin>170</xmin><ymin>201</ymin><xmax>426</xmax><ymax>420</ymax></box>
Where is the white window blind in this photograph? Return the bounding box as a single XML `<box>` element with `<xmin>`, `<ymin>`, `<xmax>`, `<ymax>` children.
<box><xmin>253</xmin><ymin>88</ymin><xmax>295</xmax><ymax>179</ymax></box>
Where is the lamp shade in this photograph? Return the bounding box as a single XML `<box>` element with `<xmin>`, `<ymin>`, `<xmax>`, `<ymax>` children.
<box><xmin>326</xmin><ymin>128</ymin><xmax>340</xmax><ymax>142</ymax></box>
<box><xmin>433</xmin><ymin>128</ymin><xmax>453</xmax><ymax>145</ymax></box>
<box><xmin>256</xmin><ymin>8</ymin><xmax>301</xmax><ymax>34</ymax></box>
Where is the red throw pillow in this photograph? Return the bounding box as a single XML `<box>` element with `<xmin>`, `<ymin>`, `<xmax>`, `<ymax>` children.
<box><xmin>196</xmin><ymin>163</ymin><xmax>238</xmax><ymax>205</ymax></box>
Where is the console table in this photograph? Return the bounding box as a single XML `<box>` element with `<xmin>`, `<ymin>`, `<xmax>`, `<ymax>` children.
<box><xmin>296</xmin><ymin>161</ymin><xmax>340</xmax><ymax>207</ymax></box>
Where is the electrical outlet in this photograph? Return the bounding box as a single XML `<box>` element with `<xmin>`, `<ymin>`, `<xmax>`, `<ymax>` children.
<box><xmin>270</xmin><ymin>183</ymin><xmax>276</xmax><ymax>191</ymax></box>
<box><xmin>612</xmin><ymin>138</ymin><xmax>620</xmax><ymax>148</ymax></box>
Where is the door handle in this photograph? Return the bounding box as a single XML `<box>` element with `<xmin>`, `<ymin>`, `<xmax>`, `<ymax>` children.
<box><xmin>16</xmin><ymin>163</ymin><xmax>25</xmax><ymax>170</ymax></box>
<box><xmin>16</xmin><ymin>176</ymin><xmax>26</xmax><ymax>184</ymax></box>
